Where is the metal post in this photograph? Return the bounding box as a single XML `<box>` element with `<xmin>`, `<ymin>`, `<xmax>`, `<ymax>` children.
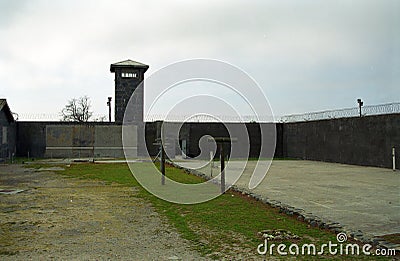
<box><xmin>393</xmin><ymin>146</ymin><xmax>396</xmax><ymax>171</ymax></box>
<box><xmin>92</xmin><ymin>125</ymin><xmax>95</xmax><ymax>163</ymax></box>
<box><xmin>182</xmin><ymin>139</ymin><xmax>187</xmax><ymax>158</ymax></box>
<box><xmin>161</xmin><ymin>144</ymin><xmax>165</xmax><ymax>185</ymax></box>
<box><xmin>210</xmin><ymin>151</ymin><xmax>214</xmax><ymax>177</ymax></box>
<box><xmin>219</xmin><ymin>143</ymin><xmax>225</xmax><ymax>193</ymax></box>
<box><xmin>209</xmin><ymin>137</ymin><xmax>236</xmax><ymax>193</ymax></box>
<box><xmin>107</xmin><ymin>97</ymin><xmax>112</xmax><ymax>122</ymax></box>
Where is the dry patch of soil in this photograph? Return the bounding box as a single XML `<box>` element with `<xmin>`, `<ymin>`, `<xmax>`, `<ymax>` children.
<box><xmin>0</xmin><ymin>164</ymin><xmax>205</xmax><ymax>260</ymax></box>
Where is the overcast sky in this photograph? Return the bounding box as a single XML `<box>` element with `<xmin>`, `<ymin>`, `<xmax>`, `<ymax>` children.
<box><xmin>0</xmin><ymin>0</ymin><xmax>399</xmax><ymax>121</ymax></box>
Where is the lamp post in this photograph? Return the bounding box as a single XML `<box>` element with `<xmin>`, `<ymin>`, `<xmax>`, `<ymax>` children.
<box><xmin>357</xmin><ymin>99</ymin><xmax>363</xmax><ymax>117</ymax></box>
<box><xmin>107</xmin><ymin>97</ymin><xmax>112</xmax><ymax>122</ymax></box>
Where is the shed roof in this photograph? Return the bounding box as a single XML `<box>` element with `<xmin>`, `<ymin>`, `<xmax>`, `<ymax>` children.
<box><xmin>0</xmin><ymin>99</ymin><xmax>15</xmax><ymax>122</ymax></box>
<box><xmin>110</xmin><ymin>59</ymin><xmax>149</xmax><ymax>72</ymax></box>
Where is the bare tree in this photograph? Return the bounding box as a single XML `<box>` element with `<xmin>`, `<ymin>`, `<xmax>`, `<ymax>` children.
<box><xmin>60</xmin><ymin>96</ymin><xmax>93</xmax><ymax>122</ymax></box>
<box><xmin>93</xmin><ymin>115</ymin><xmax>107</xmax><ymax>122</ymax></box>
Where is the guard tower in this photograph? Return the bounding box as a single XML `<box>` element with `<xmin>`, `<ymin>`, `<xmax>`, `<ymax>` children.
<box><xmin>110</xmin><ymin>59</ymin><xmax>149</xmax><ymax>123</ymax></box>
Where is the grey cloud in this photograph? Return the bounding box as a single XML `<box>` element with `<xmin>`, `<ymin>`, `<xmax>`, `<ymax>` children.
<box><xmin>0</xmin><ymin>0</ymin><xmax>29</xmax><ymax>28</ymax></box>
<box><xmin>0</xmin><ymin>0</ymin><xmax>399</xmax><ymax>118</ymax></box>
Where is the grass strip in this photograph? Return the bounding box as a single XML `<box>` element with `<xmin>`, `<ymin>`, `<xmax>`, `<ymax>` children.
<box><xmin>45</xmin><ymin>162</ymin><xmax>389</xmax><ymax>260</ymax></box>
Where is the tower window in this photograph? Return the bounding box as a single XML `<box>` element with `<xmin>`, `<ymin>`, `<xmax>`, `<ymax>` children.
<box><xmin>121</xmin><ymin>72</ymin><xmax>137</xmax><ymax>78</ymax></box>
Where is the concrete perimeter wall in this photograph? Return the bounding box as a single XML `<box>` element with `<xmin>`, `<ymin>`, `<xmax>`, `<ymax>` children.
<box><xmin>141</xmin><ymin>122</ymin><xmax>282</xmax><ymax>159</ymax></box>
<box><xmin>139</xmin><ymin>115</ymin><xmax>400</xmax><ymax>169</ymax></box>
<box><xmin>283</xmin><ymin>114</ymin><xmax>400</xmax><ymax>169</ymax></box>
<box><xmin>15</xmin><ymin>114</ymin><xmax>399</xmax><ymax>169</ymax></box>
<box><xmin>172</xmin><ymin>122</ymin><xmax>281</xmax><ymax>159</ymax></box>
<box><xmin>16</xmin><ymin>122</ymin><xmax>136</xmax><ymax>158</ymax></box>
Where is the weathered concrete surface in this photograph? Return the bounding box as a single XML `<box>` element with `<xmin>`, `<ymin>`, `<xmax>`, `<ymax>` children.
<box><xmin>16</xmin><ymin>114</ymin><xmax>399</xmax><ymax>169</ymax></box>
<box><xmin>16</xmin><ymin>122</ymin><xmax>131</xmax><ymax>158</ymax></box>
<box><xmin>190</xmin><ymin>159</ymin><xmax>400</xmax><ymax>238</ymax></box>
<box><xmin>283</xmin><ymin>114</ymin><xmax>400</xmax><ymax>169</ymax></box>
<box><xmin>16</xmin><ymin>123</ymin><xmax>136</xmax><ymax>159</ymax></box>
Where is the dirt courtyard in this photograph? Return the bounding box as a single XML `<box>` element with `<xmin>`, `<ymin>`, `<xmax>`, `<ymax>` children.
<box><xmin>0</xmin><ymin>164</ymin><xmax>204</xmax><ymax>260</ymax></box>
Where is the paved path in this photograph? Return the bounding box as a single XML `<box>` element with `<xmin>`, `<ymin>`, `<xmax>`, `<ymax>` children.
<box><xmin>181</xmin><ymin>159</ymin><xmax>399</xmax><ymax>238</ymax></box>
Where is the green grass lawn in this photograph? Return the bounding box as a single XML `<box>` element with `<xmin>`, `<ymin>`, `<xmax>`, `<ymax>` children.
<box><xmin>49</xmin><ymin>162</ymin><xmax>389</xmax><ymax>260</ymax></box>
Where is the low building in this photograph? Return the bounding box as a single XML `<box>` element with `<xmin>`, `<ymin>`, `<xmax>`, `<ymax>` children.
<box><xmin>0</xmin><ymin>99</ymin><xmax>16</xmax><ymax>162</ymax></box>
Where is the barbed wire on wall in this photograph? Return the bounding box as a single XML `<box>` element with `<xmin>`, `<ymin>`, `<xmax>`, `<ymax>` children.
<box><xmin>279</xmin><ymin>102</ymin><xmax>400</xmax><ymax>123</ymax></box>
<box><xmin>143</xmin><ymin>114</ymin><xmax>276</xmax><ymax>123</ymax></box>
<box><xmin>146</xmin><ymin>102</ymin><xmax>400</xmax><ymax>122</ymax></box>
<box><xmin>15</xmin><ymin>102</ymin><xmax>400</xmax><ymax>123</ymax></box>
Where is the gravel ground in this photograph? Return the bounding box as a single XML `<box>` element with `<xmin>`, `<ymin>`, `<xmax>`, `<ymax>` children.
<box><xmin>0</xmin><ymin>164</ymin><xmax>207</xmax><ymax>260</ymax></box>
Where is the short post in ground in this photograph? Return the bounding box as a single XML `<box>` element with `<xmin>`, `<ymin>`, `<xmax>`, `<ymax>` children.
<box><xmin>160</xmin><ymin>143</ymin><xmax>165</xmax><ymax>185</ymax></box>
<box><xmin>153</xmin><ymin>140</ymin><xmax>166</xmax><ymax>185</ymax></box>
<box><xmin>154</xmin><ymin>136</ymin><xmax>170</xmax><ymax>185</ymax></box>
<box><xmin>392</xmin><ymin>146</ymin><xmax>396</xmax><ymax>171</ymax></box>
<box><xmin>210</xmin><ymin>137</ymin><xmax>237</xmax><ymax>194</ymax></box>
<box><xmin>210</xmin><ymin>151</ymin><xmax>214</xmax><ymax>177</ymax></box>
<box><xmin>219</xmin><ymin>143</ymin><xmax>225</xmax><ymax>193</ymax></box>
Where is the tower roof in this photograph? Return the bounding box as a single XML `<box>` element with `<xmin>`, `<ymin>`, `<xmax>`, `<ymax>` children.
<box><xmin>110</xmin><ymin>59</ymin><xmax>149</xmax><ymax>72</ymax></box>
